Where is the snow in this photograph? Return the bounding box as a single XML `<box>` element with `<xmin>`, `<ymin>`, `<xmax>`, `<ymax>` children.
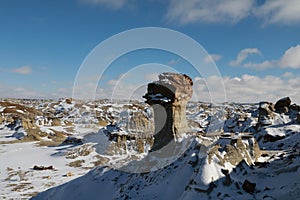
<box><xmin>0</xmin><ymin>142</ymin><xmax>87</xmax><ymax>199</ymax></box>
<box><xmin>265</xmin><ymin>127</ymin><xmax>286</xmax><ymax>137</ymax></box>
<box><xmin>148</xmin><ymin>94</ymin><xmax>172</xmax><ymax>103</ymax></box>
<box><xmin>0</xmin><ymin>99</ymin><xmax>300</xmax><ymax>199</ymax></box>
<box><xmin>16</xmin><ymin>109</ymin><xmax>25</xmax><ymax>114</ymax></box>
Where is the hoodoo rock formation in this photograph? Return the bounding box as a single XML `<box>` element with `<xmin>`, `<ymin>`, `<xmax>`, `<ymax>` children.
<box><xmin>143</xmin><ymin>73</ymin><xmax>193</xmax><ymax>151</ymax></box>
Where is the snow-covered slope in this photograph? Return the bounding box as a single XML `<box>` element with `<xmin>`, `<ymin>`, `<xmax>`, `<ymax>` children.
<box><xmin>33</xmin><ymin>135</ymin><xmax>300</xmax><ymax>200</ymax></box>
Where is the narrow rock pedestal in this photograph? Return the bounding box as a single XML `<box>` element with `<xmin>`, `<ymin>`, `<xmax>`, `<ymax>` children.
<box><xmin>143</xmin><ymin>73</ymin><xmax>193</xmax><ymax>151</ymax></box>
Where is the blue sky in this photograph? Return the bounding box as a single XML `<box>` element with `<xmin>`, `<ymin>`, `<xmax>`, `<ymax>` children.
<box><xmin>0</xmin><ymin>0</ymin><xmax>300</xmax><ymax>103</ymax></box>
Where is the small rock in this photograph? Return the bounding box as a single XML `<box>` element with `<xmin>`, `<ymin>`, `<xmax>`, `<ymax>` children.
<box><xmin>222</xmin><ymin>172</ymin><xmax>232</xmax><ymax>186</ymax></box>
<box><xmin>242</xmin><ymin>179</ymin><xmax>256</xmax><ymax>194</ymax></box>
<box><xmin>33</xmin><ymin>165</ymin><xmax>54</xmax><ymax>170</ymax></box>
<box><xmin>297</xmin><ymin>112</ymin><xmax>300</xmax><ymax>124</ymax></box>
<box><xmin>12</xmin><ymin>131</ymin><xmax>27</xmax><ymax>140</ymax></box>
<box><xmin>65</xmin><ymin>172</ymin><xmax>74</xmax><ymax>177</ymax></box>
<box><xmin>65</xmin><ymin>98</ymin><xmax>72</xmax><ymax>104</ymax></box>
<box><xmin>62</xmin><ymin>136</ymin><xmax>83</xmax><ymax>145</ymax></box>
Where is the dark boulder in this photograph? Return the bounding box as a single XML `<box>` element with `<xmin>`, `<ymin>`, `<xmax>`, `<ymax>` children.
<box><xmin>242</xmin><ymin>179</ymin><xmax>256</xmax><ymax>193</ymax></box>
<box><xmin>275</xmin><ymin>97</ymin><xmax>291</xmax><ymax>113</ymax></box>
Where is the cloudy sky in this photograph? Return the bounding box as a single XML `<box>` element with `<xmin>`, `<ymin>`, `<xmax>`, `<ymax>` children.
<box><xmin>0</xmin><ymin>0</ymin><xmax>300</xmax><ymax>103</ymax></box>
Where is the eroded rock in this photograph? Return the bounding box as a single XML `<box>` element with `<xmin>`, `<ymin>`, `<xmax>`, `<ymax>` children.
<box><xmin>143</xmin><ymin>73</ymin><xmax>193</xmax><ymax>150</ymax></box>
<box><xmin>258</xmin><ymin>102</ymin><xmax>275</xmax><ymax>126</ymax></box>
<box><xmin>275</xmin><ymin>97</ymin><xmax>291</xmax><ymax>114</ymax></box>
<box><xmin>65</xmin><ymin>98</ymin><xmax>72</xmax><ymax>104</ymax></box>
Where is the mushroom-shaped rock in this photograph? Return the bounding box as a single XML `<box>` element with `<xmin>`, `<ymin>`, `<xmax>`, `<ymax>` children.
<box><xmin>143</xmin><ymin>73</ymin><xmax>193</xmax><ymax>151</ymax></box>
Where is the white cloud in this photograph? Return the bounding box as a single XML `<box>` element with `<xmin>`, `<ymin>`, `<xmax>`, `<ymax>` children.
<box><xmin>204</xmin><ymin>54</ymin><xmax>222</xmax><ymax>63</ymax></box>
<box><xmin>0</xmin><ymin>82</ymin><xmax>40</xmax><ymax>99</ymax></box>
<box><xmin>99</xmin><ymin>73</ymin><xmax>300</xmax><ymax>104</ymax></box>
<box><xmin>242</xmin><ymin>60</ymin><xmax>274</xmax><ymax>70</ymax></box>
<box><xmin>80</xmin><ymin>0</ymin><xmax>127</xmax><ymax>10</ymax></box>
<box><xmin>282</xmin><ymin>72</ymin><xmax>294</xmax><ymax>78</ymax></box>
<box><xmin>231</xmin><ymin>45</ymin><xmax>300</xmax><ymax>70</ymax></box>
<box><xmin>165</xmin><ymin>0</ymin><xmax>300</xmax><ymax>26</ymax></box>
<box><xmin>145</xmin><ymin>73</ymin><xmax>159</xmax><ymax>81</ymax></box>
<box><xmin>1</xmin><ymin>73</ymin><xmax>300</xmax><ymax>104</ymax></box>
<box><xmin>107</xmin><ymin>79</ymin><xmax>118</xmax><ymax>86</ymax></box>
<box><xmin>254</xmin><ymin>0</ymin><xmax>300</xmax><ymax>25</ymax></box>
<box><xmin>229</xmin><ymin>48</ymin><xmax>261</xmax><ymax>67</ymax></box>
<box><xmin>166</xmin><ymin>0</ymin><xmax>254</xmax><ymax>25</ymax></box>
<box><xmin>193</xmin><ymin>75</ymin><xmax>300</xmax><ymax>104</ymax></box>
<box><xmin>278</xmin><ymin>45</ymin><xmax>300</xmax><ymax>69</ymax></box>
<box><xmin>11</xmin><ymin>66</ymin><xmax>32</xmax><ymax>75</ymax></box>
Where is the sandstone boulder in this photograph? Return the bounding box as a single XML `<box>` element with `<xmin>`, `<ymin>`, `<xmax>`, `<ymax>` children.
<box><xmin>51</xmin><ymin>118</ymin><xmax>61</xmax><ymax>126</ymax></box>
<box><xmin>22</xmin><ymin>118</ymin><xmax>35</xmax><ymax>130</ymax></box>
<box><xmin>65</xmin><ymin>98</ymin><xmax>72</xmax><ymax>104</ymax></box>
<box><xmin>144</xmin><ymin>73</ymin><xmax>193</xmax><ymax>151</ymax></box>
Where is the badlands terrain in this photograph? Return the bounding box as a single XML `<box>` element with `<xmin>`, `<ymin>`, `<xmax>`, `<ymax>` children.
<box><xmin>0</xmin><ymin>96</ymin><xmax>299</xmax><ymax>199</ymax></box>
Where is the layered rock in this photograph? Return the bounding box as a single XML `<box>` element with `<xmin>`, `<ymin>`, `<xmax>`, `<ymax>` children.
<box><xmin>104</xmin><ymin>108</ymin><xmax>154</xmax><ymax>154</ymax></box>
<box><xmin>208</xmin><ymin>136</ymin><xmax>261</xmax><ymax>167</ymax></box>
<box><xmin>143</xmin><ymin>73</ymin><xmax>193</xmax><ymax>151</ymax></box>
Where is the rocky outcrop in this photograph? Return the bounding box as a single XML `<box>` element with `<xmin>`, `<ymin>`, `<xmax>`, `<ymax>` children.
<box><xmin>51</xmin><ymin>118</ymin><xmax>61</xmax><ymax>126</ymax></box>
<box><xmin>258</xmin><ymin>102</ymin><xmax>275</xmax><ymax>126</ymax></box>
<box><xmin>21</xmin><ymin>118</ymin><xmax>35</xmax><ymax>130</ymax></box>
<box><xmin>275</xmin><ymin>97</ymin><xmax>291</xmax><ymax>114</ymax></box>
<box><xmin>143</xmin><ymin>73</ymin><xmax>193</xmax><ymax>151</ymax></box>
<box><xmin>290</xmin><ymin>103</ymin><xmax>300</xmax><ymax>112</ymax></box>
<box><xmin>208</xmin><ymin>136</ymin><xmax>261</xmax><ymax>166</ymax></box>
<box><xmin>120</xmin><ymin>111</ymin><xmax>154</xmax><ymax>138</ymax></box>
<box><xmin>65</xmin><ymin>98</ymin><xmax>72</xmax><ymax>104</ymax></box>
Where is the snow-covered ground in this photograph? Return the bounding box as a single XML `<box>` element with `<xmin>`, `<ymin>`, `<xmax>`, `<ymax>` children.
<box><xmin>33</xmin><ymin>136</ymin><xmax>300</xmax><ymax>200</ymax></box>
<box><xmin>0</xmin><ymin>98</ymin><xmax>299</xmax><ymax>199</ymax></box>
<box><xmin>0</xmin><ymin>126</ymin><xmax>105</xmax><ymax>199</ymax></box>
